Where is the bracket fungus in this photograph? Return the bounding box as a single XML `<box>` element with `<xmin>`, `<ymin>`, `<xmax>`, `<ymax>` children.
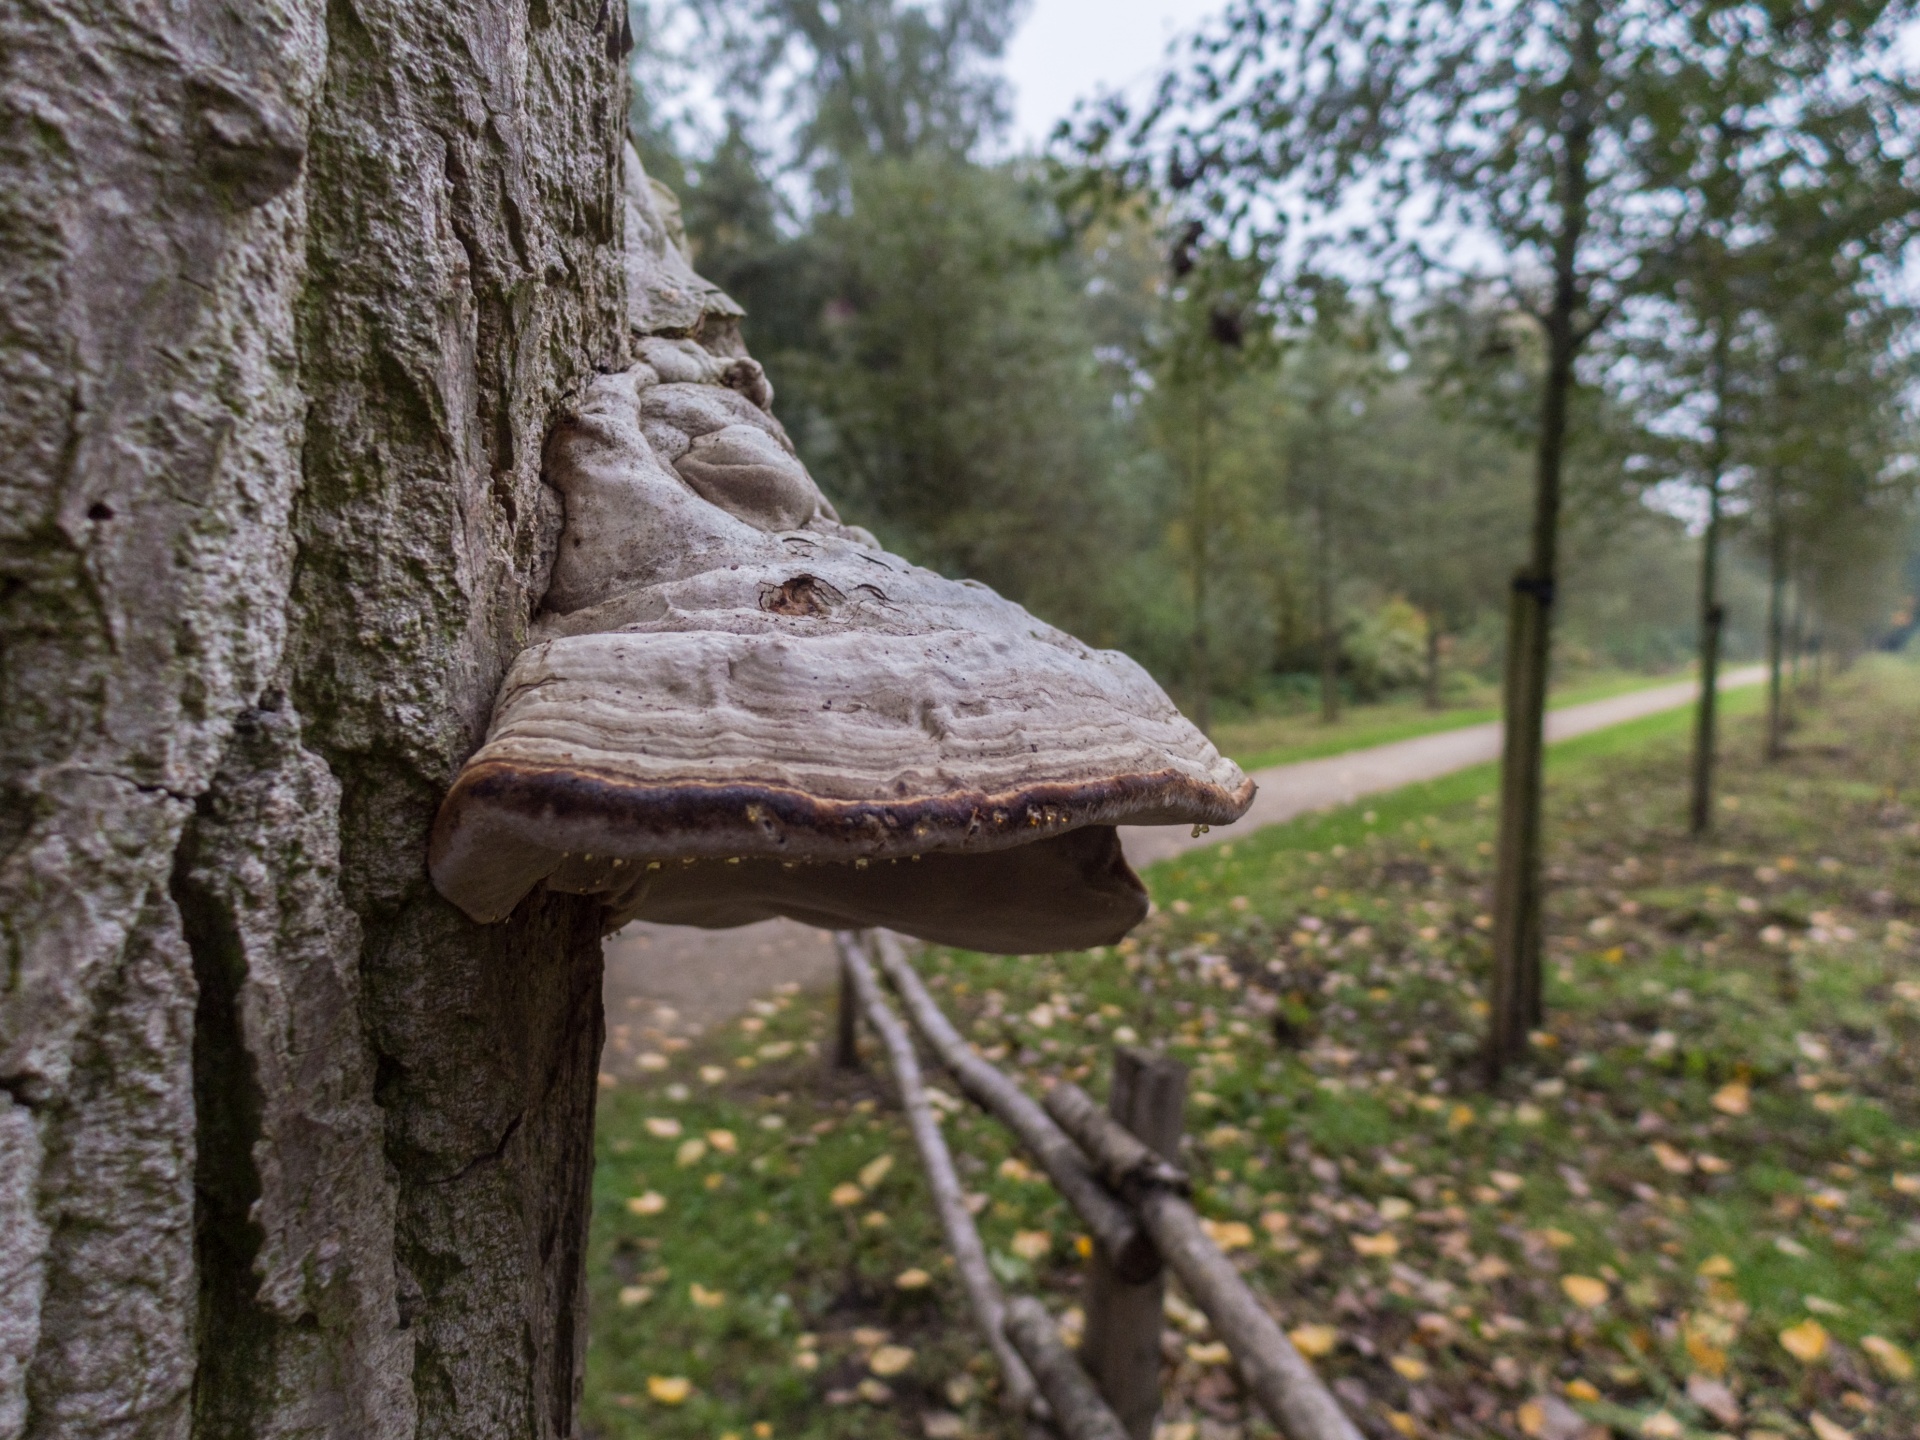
<box><xmin>428</xmin><ymin>148</ymin><xmax>1253</xmax><ymax>954</ymax></box>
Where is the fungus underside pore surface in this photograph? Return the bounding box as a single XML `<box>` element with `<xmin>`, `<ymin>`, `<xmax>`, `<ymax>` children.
<box><xmin>583</xmin><ymin>660</ymin><xmax>1920</xmax><ymax>1440</ymax></box>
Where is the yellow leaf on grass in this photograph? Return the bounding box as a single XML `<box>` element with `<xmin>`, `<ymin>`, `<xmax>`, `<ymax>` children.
<box><xmin>1861</xmin><ymin>1335</ymin><xmax>1914</xmax><ymax>1381</ymax></box>
<box><xmin>1696</xmin><ymin>1254</ymin><xmax>1736</xmax><ymax>1278</ymax></box>
<box><xmin>644</xmin><ymin>1117</ymin><xmax>683</xmax><ymax>1139</ymax></box>
<box><xmin>1288</xmin><ymin>1324</ymin><xmax>1338</xmax><ymax>1358</ymax></box>
<box><xmin>689</xmin><ymin>1283</ymin><xmax>724</xmax><ymax>1308</ymax></box>
<box><xmin>1448</xmin><ymin>1104</ymin><xmax>1476</xmax><ymax>1131</ymax></box>
<box><xmin>1639</xmin><ymin>1411</ymin><xmax>1683</xmax><ymax>1439</ymax></box>
<box><xmin>1892</xmin><ymin>1174</ymin><xmax>1920</xmax><ymax>1196</ymax></box>
<box><xmin>1075</xmin><ymin>1234</ymin><xmax>1093</xmax><ymax>1258</ymax></box>
<box><xmin>859</xmin><ymin>1154</ymin><xmax>894</xmax><ymax>1190</ymax></box>
<box><xmin>1389</xmin><ymin>1353</ymin><xmax>1429</xmax><ymax>1381</ymax></box>
<box><xmin>1203</xmin><ymin>1219</ymin><xmax>1255</xmax><ymax>1252</ymax></box>
<box><xmin>1684</xmin><ymin>1329</ymin><xmax>1727</xmax><ymax>1378</ymax></box>
<box><xmin>1259</xmin><ymin>1209</ymin><xmax>1292</xmax><ymax>1236</ymax></box>
<box><xmin>997</xmin><ymin>1157</ymin><xmax>1034</xmax><ymax>1182</ymax></box>
<box><xmin>646</xmin><ymin>1376</ymin><xmax>691</xmax><ymax>1405</ymax></box>
<box><xmin>1564</xmin><ymin>1379</ymin><xmax>1600</xmax><ymax>1402</ymax></box>
<box><xmin>1378</xmin><ymin>1197</ymin><xmax>1414</xmax><ymax>1222</ymax></box>
<box><xmin>1779</xmin><ymin>1318</ymin><xmax>1829</xmax><ymax>1363</ymax></box>
<box><xmin>1650</xmin><ymin>1142</ymin><xmax>1693</xmax><ymax>1176</ymax></box>
<box><xmin>1469</xmin><ymin>1255</ymin><xmax>1511</xmax><ymax>1283</ymax></box>
<box><xmin>895</xmin><ymin>1268</ymin><xmax>931</xmax><ymax>1290</ymax></box>
<box><xmin>868</xmin><ymin>1344</ymin><xmax>915</xmax><ymax>1377</ymax></box>
<box><xmin>1385</xmin><ymin>1412</ymin><xmax>1418</xmax><ymax>1438</ymax></box>
<box><xmin>707</xmin><ymin>1129</ymin><xmax>738</xmax><ymax>1153</ymax></box>
<box><xmin>1711</xmin><ymin>1082</ymin><xmax>1751</xmax><ymax>1116</ymax></box>
<box><xmin>1515</xmin><ymin>1400</ymin><xmax>1547</xmax><ymax>1437</ymax></box>
<box><xmin>1561</xmin><ymin>1275</ymin><xmax>1610</xmax><ymax>1309</ymax></box>
<box><xmin>617</xmin><ymin>1284</ymin><xmax>653</xmax><ymax>1307</ymax></box>
<box><xmin>627</xmin><ymin>1191</ymin><xmax>667</xmax><ymax>1216</ymax></box>
<box><xmin>1187</xmin><ymin>1341</ymin><xmax>1232</xmax><ymax>1366</ymax></box>
<box><xmin>829</xmin><ymin>1182</ymin><xmax>864</xmax><ymax>1207</ymax></box>
<box><xmin>1809</xmin><ymin>1414</ymin><xmax>1854</xmax><ymax>1440</ymax></box>
<box><xmin>676</xmin><ymin>1138</ymin><xmax>708</xmax><ymax>1167</ymax></box>
<box><xmin>1010</xmin><ymin>1229</ymin><xmax>1052</xmax><ymax>1261</ymax></box>
<box><xmin>1352</xmin><ymin>1231</ymin><xmax>1400</xmax><ymax>1258</ymax></box>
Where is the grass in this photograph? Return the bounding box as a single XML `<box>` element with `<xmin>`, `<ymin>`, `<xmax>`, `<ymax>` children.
<box><xmin>1213</xmin><ymin>665</ymin><xmax>1744</xmax><ymax>774</ymax></box>
<box><xmin>582</xmin><ymin>662</ymin><xmax>1917</xmax><ymax>1440</ymax></box>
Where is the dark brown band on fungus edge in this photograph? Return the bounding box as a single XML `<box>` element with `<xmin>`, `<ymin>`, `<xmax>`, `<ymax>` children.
<box><xmin>430</xmin><ymin>755</ymin><xmax>1256</xmax><ymax>867</ymax></box>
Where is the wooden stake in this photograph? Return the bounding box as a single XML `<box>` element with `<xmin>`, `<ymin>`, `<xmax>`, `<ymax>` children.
<box><xmin>1050</xmin><ymin>1078</ymin><xmax>1366</xmax><ymax>1440</ymax></box>
<box><xmin>832</xmin><ymin>935</ymin><xmax>860</xmax><ymax>1070</ymax></box>
<box><xmin>871</xmin><ymin>931</ymin><xmax>1158</xmax><ymax>1281</ymax></box>
<box><xmin>1004</xmin><ymin>1297</ymin><xmax>1132</xmax><ymax>1440</ymax></box>
<box><xmin>835</xmin><ymin>934</ymin><xmax>1040</xmax><ymax>1417</ymax></box>
<box><xmin>1077</xmin><ymin>1049</ymin><xmax>1187</xmax><ymax>1440</ymax></box>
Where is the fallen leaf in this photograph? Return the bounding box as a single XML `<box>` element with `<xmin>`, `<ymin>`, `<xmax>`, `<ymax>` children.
<box><xmin>869</xmin><ymin>1344</ymin><xmax>915</xmax><ymax>1377</ymax></box>
<box><xmin>1010</xmin><ymin>1229</ymin><xmax>1051</xmax><ymax>1261</ymax></box>
<box><xmin>1861</xmin><ymin>1335</ymin><xmax>1914</xmax><ymax>1381</ymax></box>
<box><xmin>859</xmin><ymin>1154</ymin><xmax>894</xmax><ymax>1190</ymax></box>
<box><xmin>851</xmin><ymin>1326</ymin><xmax>889</xmax><ymax>1348</ymax></box>
<box><xmin>1779</xmin><ymin>1318</ymin><xmax>1830</xmax><ymax>1363</ymax></box>
<box><xmin>1639</xmin><ymin>1411</ymin><xmax>1682</xmax><ymax>1439</ymax></box>
<box><xmin>1892</xmin><ymin>1174</ymin><xmax>1920</xmax><ymax>1196</ymax></box>
<box><xmin>1685</xmin><ymin>1373</ymin><xmax>1740</xmax><ymax>1425</ymax></box>
<box><xmin>1651</xmin><ymin>1142</ymin><xmax>1694</xmax><ymax>1176</ymax></box>
<box><xmin>617</xmin><ymin>1285</ymin><xmax>653</xmax><ymax>1307</ymax></box>
<box><xmin>1187</xmin><ymin>1341</ymin><xmax>1232</xmax><ymax>1366</ymax></box>
<box><xmin>1385</xmin><ymin>1413</ymin><xmax>1418</xmax><ymax>1438</ymax></box>
<box><xmin>1352</xmin><ymin>1231</ymin><xmax>1400</xmax><ymax>1258</ymax></box>
<box><xmin>699</xmin><ymin>1065</ymin><xmax>726</xmax><ymax>1084</ymax></box>
<box><xmin>647</xmin><ymin>1376</ymin><xmax>691</xmax><ymax>1405</ymax></box>
<box><xmin>1711</xmin><ymin>1082</ymin><xmax>1751</xmax><ymax>1116</ymax></box>
<box><xmin>689</xmin><ymin>1283</ymin><xmax>724</xmax><ymax>1308</ymax></box>
<box><xmin>895</xmin><ymin>1268</ymin><xmax>931</xmax><ymax>1290</ymax></box>
<box><xmin>1377</xmin><ymin>1197</ymin><xmax>1414</xmax><ymax>1222</ymax></box>
<box><xmin>1809</xmin><ymin>1415</ymin><xmax>1853</xmax><ymax>1440</ymax></box>
<box><xmin>856</xmin><ymin>1378</ymin><xmax>893</xmax><ymax>1404</ymax></box>
<box><xmin>1288</xmin><ymin>1324</ymin><xmax>1338</xmax><ymax>1359</ymax></box>
<box><xmin>644</xmin><ymin>1117</ymin><xmax>683</xmax><ymax>1139</ymax></box>
<box><xmin>1259</xmin><ymin>1209</ymin><xmax>1292</xmax><ymax>1236</ymax></box>
<box><xmin>1448</xmin><ymin>1104</ymin><xmax>1476</xmax><ymax>1131</ymax></box>
<box><xmin>1389</xmin><ymin>1353</ymin><xmax>1429</xmax><ymax>1381</ymax></box>
<box><xmin>922</xmin><ymin>1413</ymin><xmax>965</xmax><ymax>1440</ymax></box>
<box><xmin>997</xmin><ymin>1157</ymin><xmax>1034</xmax><ymax>1182</ymax></box>
<box><xmin>1561</xmin><ymin>1275</ymin><xmax>1609</xmax><ymax>1309</ymax></box>
<box><xmin>1563</xmin><ymin>1380</ymin><xmax>1600</xmax><ymax>1402</ymax></box>
<box><xmin>1490</xmin><ymin>1170</ymin><xmax>1525</xmax><ymax>1193</ymax></box>
<box><xmin>675</xmin><ymin>1138</ymin><xmax>708</xmax><ymax>1167</ymax></box>
<box><xmin>1202</xmin><ymin>1219</ymin><xmax>1255</xmax><ymax>1252</ymax></box>
<box><xmin>626</xmin><ymin>1192</ymin><xmax>667</xmax><ymax>1216</ymax></box>
<box><xmin>706</xmin><ymin>1129</ymin><xmax>738</xmax><ymax>1153</ymax></box>
<box><xmin>829</xmin><ymin>1182</ymin><xmax>864</xmax><ymax>1207</ymax></box>
<box><xmin>1469</xmin><ymin>1255</ymin><xmax>1511</xmax><ymax>1283</ymax></box>
<box><xmin>1695</xmin><ymin>1254</ymin><xmax>1736</xmax><ymax>1278</ymax></box>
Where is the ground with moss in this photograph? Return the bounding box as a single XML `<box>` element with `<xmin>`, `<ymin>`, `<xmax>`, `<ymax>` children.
<box><xmin>582</xmin><ymin>662</ymin><xmax>1920</xmax><ymax>1440</ymax></box>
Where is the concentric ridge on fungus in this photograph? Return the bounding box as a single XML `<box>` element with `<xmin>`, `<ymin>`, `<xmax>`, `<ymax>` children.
<box><xmin>427</xmin><ymin>145</ymin><xmax>1254</xmax><ymax>954</ymax></box>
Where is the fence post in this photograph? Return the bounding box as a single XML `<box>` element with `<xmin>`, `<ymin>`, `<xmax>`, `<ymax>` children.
<box><xmin>832</xmin><ymin>934</ymin><xmax>862</xmax><ymax>1070</ymax></box>
<box><xmin>1080</xmin><ymin>1046</ymin><xmax>1187</xmax><ymax>1440</ymax></box>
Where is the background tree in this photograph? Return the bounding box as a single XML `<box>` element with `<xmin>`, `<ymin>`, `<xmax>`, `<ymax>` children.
<box><xmin>1087</xmin><ymin>0</ymin><xmax>1920</xmax><ymax>1075</ymax></box>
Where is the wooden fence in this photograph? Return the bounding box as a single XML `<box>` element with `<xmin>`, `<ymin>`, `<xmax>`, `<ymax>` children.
<box><xmin>833</xmin><ymin>929</ymin><xmax>1366</xmax><ymax>1440</ymax></box>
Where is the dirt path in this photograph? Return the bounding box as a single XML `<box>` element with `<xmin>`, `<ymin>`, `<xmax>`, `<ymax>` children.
<box><xmin>599</xmin><ymin>667</ymin><xmax>1764</xmax><ymax>1063</ymax></box>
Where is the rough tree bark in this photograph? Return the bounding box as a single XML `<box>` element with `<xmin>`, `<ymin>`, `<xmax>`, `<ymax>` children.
<box><xmin>1</xmin><ymin>1</ymin><xmax>627</xmax><ymax>1436</ymax></box>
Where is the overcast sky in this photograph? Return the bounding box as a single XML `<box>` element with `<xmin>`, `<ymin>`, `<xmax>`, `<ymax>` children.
<box><xmin>1001</xmin><ymin>0</ymin><xmax>1225</xmax><ymax>152</ymax></box>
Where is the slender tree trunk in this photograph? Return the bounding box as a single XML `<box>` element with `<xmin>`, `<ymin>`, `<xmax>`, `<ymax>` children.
<box><xmin>1488</xmin><ymin>1</ymin><xmax>1599</xmax><ymax>1081</ymax></box>
<box><xmin>0</xmin><ymin>4</ymin><xmax>627</xmax><ymax>1436</ymax></box>
<box><xmin>1424</xmin><ymin>613</ymin><xmax>1444</xmax><ymax>711</ymax></box>
<box><xmin>1689</xmin><ymin>325</ymin><xmax>1730</xmax><ymax>835</ymax></box>
<box><xmin>1765</xmin><ymin>495</ymin><xmax>1788</xmax><ymax>762</ymax></box>
<box><xmin>1189</xmin><ymin>397</ymin><xmax>1214</xmax><ymax>736</ymax></box>
<box><xmin>1316</xmin><ymin>483</ymin><xmax>1339</xmax><ymax>723</ymax></box>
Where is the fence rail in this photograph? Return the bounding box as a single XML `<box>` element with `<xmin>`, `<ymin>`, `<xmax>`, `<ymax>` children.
<box><xmin>834</xmin><ymin>929</ymin><xmax>1365</xmax><ymax>1440</ymax></box>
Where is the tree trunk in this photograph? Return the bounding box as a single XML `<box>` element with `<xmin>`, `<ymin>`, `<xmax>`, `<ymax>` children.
<box><xmin>1</xmin><ymin>3</ymin><xmax>627</xmax><ymax>1436</ymax></box>
<box><xmin>1688</xmin><ymin>323</ymin><xmax>1730</xmax><ymax>835</ymax></box>
<box><xmin>1424</xmin><ymin>613</ymin><xmax>1443</xmax><ymax>711</ymax></box>
<box><xmin>1765</xmin><ymin>498</ymin><xmax>1788</xmax><ymax>762</ymax></box>
<box><xmin>1188</xmin><ymin>396</ymin><xmax>1214</xmax><ymax>736</ymax></box>
<box><xmin>1487</xmin><ymin>1</ymin><xmax>1598</xmax><ymax>1080</ymax></box>
<box><xmin>1316</xmin><ymin>483</ymin><xmax>1339</xmax><ymax>723</ymax></box>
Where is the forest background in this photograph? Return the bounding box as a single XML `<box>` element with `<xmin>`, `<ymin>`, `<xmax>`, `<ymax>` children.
<box><xmin>618</xmin><ymin>0</ymin><xmax>1918</xmax><ymax>731</ymax></box>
